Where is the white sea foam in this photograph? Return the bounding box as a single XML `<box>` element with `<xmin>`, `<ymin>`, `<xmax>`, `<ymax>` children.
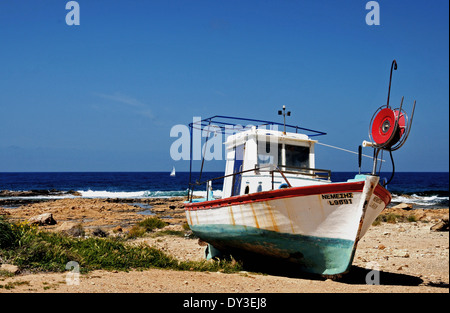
<box><xmin>191</xmin><ymin>190</ymin><xmax>223</xmax><ymax>199</ymax></box>
<box><xmin>77</xmin><ymin>189</ymin><xmax>223</xmax><ymax>199</ymax></box>
<box><xmin>79</xmin><ymin>190</ymin><xmax>149</xmax><ymax>198</ymax></box>
<box><xmin>391</xmin><ymin>194</ymin><xmax>449</xmax><ymax>206</ymax></box>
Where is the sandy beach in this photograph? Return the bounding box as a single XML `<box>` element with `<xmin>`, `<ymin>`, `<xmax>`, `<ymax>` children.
<box><xmin>0</xmin><ymin>197</ymin><xmax>448</xmax><ymax>293</ymax></box>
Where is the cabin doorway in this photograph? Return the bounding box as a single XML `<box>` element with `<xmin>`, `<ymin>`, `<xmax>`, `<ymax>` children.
<box><xmin>231</xmin><ymin>144</ymin><xmax>245</xmax><ymax>196</ymax></box>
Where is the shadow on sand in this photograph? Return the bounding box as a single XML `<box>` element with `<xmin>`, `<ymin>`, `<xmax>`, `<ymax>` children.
<box><xmin>237</xmin><ymin>257</ymin><xmax>449</xmax><ymax>289</ymax></box>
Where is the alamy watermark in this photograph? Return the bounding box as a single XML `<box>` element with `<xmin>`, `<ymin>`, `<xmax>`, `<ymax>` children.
<box><xmin>366</xmin><ymin>1</ymin><xmax>380</xmax><ymax>26</ymax></box>
<box><xmin>65</xmin><ymin>261</ymin><xmax>80</xmax><ymax>285</ymax></box>
<box><xmin>64</xmin><ymin>2</ymin><xmax>379</xmax><ymax>27</ymax></box>
<box><xmin>169</xmin><ymin>116</ymin><xmax>279</xmax><ymax>164</ymax></box>
<box><xmin>365</xmin><ymin>261</ymin><xmax>381</xmax><ymax>285</ymax></box>
<box><xmin>66</xmin><ymin>1</ymin><xmax>80</xmax><ymax>26</ymax></box>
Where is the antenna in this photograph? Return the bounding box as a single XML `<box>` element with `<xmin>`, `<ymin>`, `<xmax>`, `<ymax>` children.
<box><xmin>278</xmin><ymin>105</ymin><xmax>291</xmax><ymax>134</ymax></box>
<box><xmin>386</xmin><ymin>60</ymin><xmax>397</xmax><ymax>108</ymax></box>
<box><xmin>358</xmin><ymin>145</ymin><xmax>362</xmax><ymax>174</ymax></box>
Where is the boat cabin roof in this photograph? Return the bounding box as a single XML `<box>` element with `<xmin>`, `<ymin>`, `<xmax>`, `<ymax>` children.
<box><xmin>225</xmin><ymin>127</ymin><xmax>317</xmax><ymax>149</ymax></box>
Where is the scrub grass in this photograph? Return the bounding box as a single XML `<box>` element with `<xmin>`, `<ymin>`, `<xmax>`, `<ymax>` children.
<box><xmin>138</xmin><ymin>217</ymin><xmax>168</xmax><ymax>231</ymax></box>
<box><xmin>127</xmin><ymin>217</ymin><xmax>169</xmax><ymax>239</ymax></box>
<box><xmin>373</xmin><ymin>213</ymin><xmax>420</xmax><ymax>225</ymax></box>
<box><xmin>0</xmin><ymin>216</ymin><xmax>242</xmax><ymax>274</ymax></box>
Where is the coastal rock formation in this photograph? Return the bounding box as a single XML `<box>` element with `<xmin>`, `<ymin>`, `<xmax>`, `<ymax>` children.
<box><xmin>0</xmin><ymin>189</ymin><xmax>81</xmax><ymax>198</ymax></box>
<box><xmin>431</xmin><ymin>218</ymin><xmax>449</xmax><ymax>232</ymax></box>
<box><xmin>28</xmin><ymin>213</ymin><xmax>57</xmax><ymax>226</ymax></box>
<box><xmin>391</xmin><ymin>202</ymin><xmax>414</xmax><ymax>210</ymax></box>
<box><xmin>91</xmin><ymin>227</ymin><xmax>108</xmax><ymax>237</ymax></box>
<box><xmin>382</xmin><ymin>206</ymin><xmax>449</xmax><ymax>222</ymax></box>
<box><xmin>0</xmin><ymin>189</ymin><xmax>82</xmax><ymax>208</ymax></box>
<box><xmin>56</xmin><ymin>222</ymin><xmax>85</xmax><ymax>237</ymax></box>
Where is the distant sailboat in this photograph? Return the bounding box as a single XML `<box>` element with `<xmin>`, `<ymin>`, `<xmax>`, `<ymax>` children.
<box><xmin>170</xmin><ymin>166</ymin><xmax>176</xmax><ymax>177</ymax></box>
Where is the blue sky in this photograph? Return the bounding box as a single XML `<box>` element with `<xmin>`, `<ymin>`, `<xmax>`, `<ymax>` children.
<box><xmin>0</xmin><ymin>0</ymin><xmax>448</xmax><ymax>172</ymax></box>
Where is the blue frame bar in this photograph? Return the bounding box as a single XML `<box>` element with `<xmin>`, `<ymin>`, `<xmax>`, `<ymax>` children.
<box><xmin>188</xmin><ymin>115</ymin><xmax>327</xmax><ymax>137</ymax></box>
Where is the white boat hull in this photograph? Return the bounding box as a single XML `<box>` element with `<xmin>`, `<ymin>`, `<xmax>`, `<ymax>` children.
<box><xmin>185</xmin><ymin>175</ymin><xmax>391</xmax><ymax>275</ymax></box>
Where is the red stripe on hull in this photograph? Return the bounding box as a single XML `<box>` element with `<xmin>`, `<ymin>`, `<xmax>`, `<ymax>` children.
<box><xmin>185</xmin><ymin>181</ymin><xmax>391</xmax><ymax>211</ymax></box>
<box><xmin>374</xmin><ymin>184</ymin><xmax>392</xmax><ymax>206</ymax></box>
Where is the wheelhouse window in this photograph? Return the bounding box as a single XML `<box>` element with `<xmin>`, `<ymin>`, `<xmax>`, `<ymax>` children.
<box><xmin>258</xmin><ymin>141</ymin><xmax>309</xmax><ymax>169</ymax></box>
<box><xmin>283</xmin><ymin>144</ymin><xmax>309</xmax><ymax>168</ymax></box>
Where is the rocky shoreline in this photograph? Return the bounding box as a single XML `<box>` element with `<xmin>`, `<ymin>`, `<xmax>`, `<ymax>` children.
<box><xmin>0</xmin><ymin>197</ymin><xmax>187</xmax><ymax>235</ymax></box>
<box><xmin>0</xmin><ymin>197</ymin><xmax>448</xmax><ymax>293</ymax></box>
<box><xmin>0</xmin><ymin>189</ymin><xmax>82</xmax><ymax>208</ymax></box>
<box><xmin>0</xmin><ymin>189</ymin><xmax>82</xmax><ymax>198</ymax></box>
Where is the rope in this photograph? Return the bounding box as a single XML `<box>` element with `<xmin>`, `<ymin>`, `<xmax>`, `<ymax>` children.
<box><xmin>316</xmin><ymin>142</ymin><xmax>385</xmax><ymax>162</ymax></box>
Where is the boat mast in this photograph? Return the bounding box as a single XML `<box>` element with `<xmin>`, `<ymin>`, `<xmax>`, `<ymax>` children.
<box><xmin>278</xmin><ymin>105</ymin><xmax>291</xmax><ymax>134</ymax></box>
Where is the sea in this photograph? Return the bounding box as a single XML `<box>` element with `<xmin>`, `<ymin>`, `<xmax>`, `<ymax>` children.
<box><xmin>0</xmin><ymin>172</ymin><xmax>448</xmax><ymax>209</ymax></box>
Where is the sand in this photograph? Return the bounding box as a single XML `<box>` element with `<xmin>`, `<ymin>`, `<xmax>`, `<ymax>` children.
<box><xmin>0</xmin><ymin>198</ymin><xmax>448</xmax><ymax>293</ymax></box>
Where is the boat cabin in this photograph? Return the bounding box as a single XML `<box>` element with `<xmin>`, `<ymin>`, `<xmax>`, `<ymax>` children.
<box><xmin>187</xmin><ymin>115</ymin><xmax>330</xmax><ymax>202</ymax></box>
<box><xmin>221</xmin><ymin>127</ymin><xmax>331</xmax><ymax>198</ymax></box>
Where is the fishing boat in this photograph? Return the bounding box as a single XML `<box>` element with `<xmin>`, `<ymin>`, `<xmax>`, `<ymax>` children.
<box><xmin>184</xmin><ymin>60</ymin><xmax>416</xmax><ymax>276</ymax></box>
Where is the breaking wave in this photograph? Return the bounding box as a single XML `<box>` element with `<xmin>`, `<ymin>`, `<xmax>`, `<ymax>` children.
<box><xmin>78</xmin><ymin>189</ymin><xmax>223</xmax><ymax>199</ymax></box>
<box><xmin>391</xmin><ymin>192</ymin><xmax>449</xmax><ymax>208</ymax></box>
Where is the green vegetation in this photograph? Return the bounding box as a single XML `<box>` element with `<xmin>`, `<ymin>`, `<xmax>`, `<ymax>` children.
<box><xmin>0</xmin><ymin>216</ymin><xmax>18</xmax><ymax>249</ymax></box>
<box><xmin>0</xmin><ymin>216</ymin><xmax>242</xmax><ymax>275</ymax></box>
<box><xmin>407</xmin><ymin>215</ymin><xmax>418</xmax><ymax>223</ymax></box>
<box><xmin>0</xmin><ymin>280</ymin><xmax>30</xmax><ymax>290</ymax></box>
<box><xmin>127</xmin><ymin>224</ymin><xmax>146</xmax><ymax>239</ymax></box>
<box><xmin>372</xmin><ymin>213</ymin><xmax>419</xmax><ymax>226</ymax></box>
<box><xmin>151</xmin><ymin>229</ymin><xmax>185</xmax><ymax>237</ymax></box>
<box><xmin>182</xmin><ymin>222</ymin><xmax>191</xmax><ymax>231</ymax></box>
<box><xmin>138</xmin><ymin>217</ymin><xmax>167</xmax><ymax>231</ymax></box>
<box><xmin>127</xmin><ymin>217</ymin><xmax>169</xmax><ymax>239</ymax></box>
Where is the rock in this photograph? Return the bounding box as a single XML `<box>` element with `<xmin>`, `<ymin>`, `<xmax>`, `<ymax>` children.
<box><xmin>67</xmin><ymin>190</ymin><xmax>82</xmax><ymax>196</ymax></box>
<box><xmin>56</xmin><ymin>221</ymin><xmax>76</xmax><ymax>232</ymax></box>
<box><xmin>430</xmin><ymin>218</ymin><xmax>449</xmax><ymax>232</ymax></box>
<box><xmin>1</xmin><ymin>264</ymin><xmax>19</xmax><ymax>274</ymax></box>
<box><xmin>57</xmin><ymin>222</ymin><xmax>85</xmax><ymax>237</ymax></box>
<box><xmin>91</xmin><ymin>228</ymin><xmax>108</xmax><ymax>237</ymax></box>
<box><xmin>66</xmin><ymin>227</ymin><xmax>85</xmax><ymax>237</ymax></box>
<box><xmin>392</xmin><ymin>203</ymin><xmax>413</xmax><ymax>210</ymax></box>
<box><xmin>393</xmin><ymin>249</ymin><xmax>410</xmax><ymax>258</ymax></box>
<box><xmin>28</xmin><ymin>213</ymin><xmax>57</xmax><ymax>226</ymax></box>
<box><xmin>112</xmin><ymin>226</ymin><xmax>123</xmax><ymax>233</ymax></box>
<box><xmin>0</xmin><ymin>208</ymin><xmax>10</xmax><ymax>216</ymax></box>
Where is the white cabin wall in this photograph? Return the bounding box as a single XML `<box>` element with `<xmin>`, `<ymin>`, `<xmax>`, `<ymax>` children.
<box><xmin>222</xmin><ymin>147</ymin><xmax>235</xmax><ymax>198</ymax></box>
<box><xmin>309</xmin><ymin>142</ymin><xmax>315</xmax><ymax>169</ymax></box>
<box><xmin>239</xmin><ymin>136</ymin><xmax>260</xmax><ymax>195</ymax></box>
<box><xmin>243</xmin><ymin>136</ymin><xmax>258</xmax><ymax>171</ymax></box>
